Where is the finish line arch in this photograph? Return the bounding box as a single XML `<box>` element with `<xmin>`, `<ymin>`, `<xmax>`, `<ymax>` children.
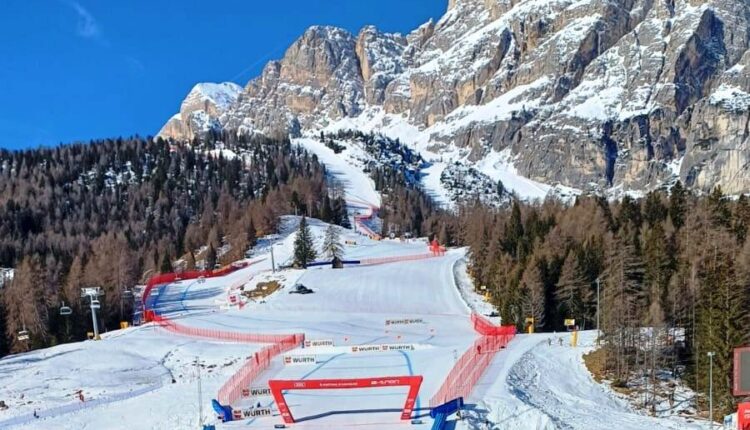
<box><xmin>268</xmin><ymin>376</ymin><xmax>423</xmax><ymax>424</ymax></box>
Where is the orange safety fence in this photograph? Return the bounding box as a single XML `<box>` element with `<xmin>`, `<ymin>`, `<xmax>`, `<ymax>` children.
<box><xmin>142</xmin><ymin>260</ymin><xmax>253</xmax><ymax>309</ymax></box>
<box><xmin>152</xmin><ymin>314</ymin><xmax>299</xmax><ymax>344</ymax></box>
<box><xmin>358</xmin><ymin>253</ymin><xmax>442</xmax><ymax>266</ymax></box>
<box><xmin>351</xmin><ymin>200</ymin><xmax>381</xmax><ymax>240</ymax></box>
<box><xmin>217</xmin><ymin>333</ymin><xmax>304</xmax><ymax>405</ymax></box>
<box><xmin>429</xmin><ymin>313</ymin><xmax>515</xmax><ymax>407</ymax></box>
<box><xmin>151</xmin><ymin>313</ymin><xmax>304</xmax><ymax>406</ymax></box>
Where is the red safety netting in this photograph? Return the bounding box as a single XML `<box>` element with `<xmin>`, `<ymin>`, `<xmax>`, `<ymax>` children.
<box><xmin>471</xmin><ymin>313</ymin><xmax>517</xmax><ymax>337</ymax></box>
<box><xmin>141</xmin><ymin>261</ymin><xmax>252</xmax><ymax>310</ymax></box>
<box><xmin>218</xmin><ymin>334</ymin><xmax>304</xmax><ymax>405</ymax></box>
<box><xmin>358</xmin><ymin>253</ymin><xmax>442</xmax><ymax>266</ymax></box>
<box><xmin>351</xmin><ymin>199</ymin><xmax>381</xmax><ymax>240</ymax></box>
<box><xmin>152</xmin><ymin>314</ymin><xmax>299</xmax><ymax>344</ymax></box>
<box><xmin>150</xmin><ymin>313</ymin><xmax>304</xmax><ymax>406</ymax></box>
<box><xmin>429</xmin><ymin>313</ymin><xmax>515</xmax><ymax>407</ymax></box>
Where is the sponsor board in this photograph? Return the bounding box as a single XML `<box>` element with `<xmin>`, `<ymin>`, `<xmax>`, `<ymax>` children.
<box><xmin>304</xmin><ymin>339</ymin><xmax>334</xmax><ymax>348</ymax></box>
<box><xmin>232</xmin><ymin>407</ymin><xmax>273</xmax><ymax>419</ymax></box>
<box><xmin>242</xmin><ymin>386</ymin><xmax>272</xmax><ymax>397</ymax></box>
<box><xmin>385</xmin><ymin>318</ymin><xmax>424</xmax><ymax>326</ymax></box>
<box><xmin>350</xmin><ymin>344</ymin><xmax>416</xmax><ymax>353</ymax></box>
<box><xmin>283</xmin><ymin>355</ymin><xmax>316</xmax><ymax>366</ymax></box>
<box><xmin>250</xmin><ymin>386</ymin><xmax>272</xmax><ymax>397</ymax></box>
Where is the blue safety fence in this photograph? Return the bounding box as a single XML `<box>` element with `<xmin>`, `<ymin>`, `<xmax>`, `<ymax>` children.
<box><xmin>305</xmin><ymin>259</ymin><xmax>361</xmax><ymax>267</ymax></box>
<box><xmin>430</xmin><ymin>397</ymin><xmax>463</xmax><ymax>430</ymax></box>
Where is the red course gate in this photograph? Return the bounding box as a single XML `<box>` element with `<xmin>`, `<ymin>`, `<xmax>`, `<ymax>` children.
<box><xmin>268</xmin><ymin>376</ymin><xmax>423</xmax><ymax>424</ymax></box>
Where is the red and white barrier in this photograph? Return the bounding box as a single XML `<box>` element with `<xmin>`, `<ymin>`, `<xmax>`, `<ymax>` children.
<box><xmin>218</xmin><ymin>334</ymin><xmax>304</xmax><ymax>405</ymax></box>
<box><xmin>150</xmin><ymin>313</ymin><xmax>304</xmax><ymax>406</ymax></box>
<box><xmin>349</xmin><ymin>198</ymin><xmax>381</xmax><ymax>240</ymax></box>
<box><xmin>269</xmin><ymin>376</ymin><xmax>423</xmax><ymax>424</ymax></box>
<box><xmin>152</xmin><ymin>314</ymin><xmax>297</xmax><ymax>344</ymax></box>
<box><xmin>142</xmin><ymin>260</ymin><xmax>253</xmax><ymax>313</ymax></box>
<box><xmin>429</xmin><ymin>313</ymin><xmax>515</xmax><ymax>407</ymax></box>
<box><xmin>358</xmin><ymin>253</ymin><xmax>441</xmax><ymax>266</ymax></box>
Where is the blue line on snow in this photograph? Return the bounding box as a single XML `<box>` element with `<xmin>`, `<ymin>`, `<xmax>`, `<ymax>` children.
<box><xmin>179</xmin><ymin>281</ymin><xmax>197</xmax><ymax>313</ymax></box>
<box><xmin>244</xmin><ymin>342</ymin><xmax>420</xmax><ymax>425</ymax></box>
<box><xmin>300</xmin><ymin>353</ymin><xmax>346</xmax><ymax>380</ymax></box>
<box><xmin>245</xmin><ymin>353</ymin><xmax>346</xmax><ymax>426</ymax></box>
<box><xmin>398</xmin><ymin>350</ymin><xmax>421</xmax><ymax>415</ymax></box>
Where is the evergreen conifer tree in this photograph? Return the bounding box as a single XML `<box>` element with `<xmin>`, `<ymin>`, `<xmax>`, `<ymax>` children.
<box><xmin>322</xmin><ymin>224</ymin><xmax>343</xmax><ymax>260</ymax></box>
<box><xmin>293</xmin><ymin>216</ymin><xmax>317</xmax><ymax>268</ymax></box>
<box><xmin>205</xmin><ymin>244</ymin><xmax>217</xmax><ymax>270</ymax></box>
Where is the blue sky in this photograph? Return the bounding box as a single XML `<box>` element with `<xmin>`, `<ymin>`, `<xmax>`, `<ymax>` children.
<box><xmin>0</xmin><ymin>1</ymin><xmax>446</xmax><ymax>149</ymax></box>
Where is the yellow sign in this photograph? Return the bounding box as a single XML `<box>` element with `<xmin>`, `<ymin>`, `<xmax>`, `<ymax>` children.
<box><xmin>564</xmin><ymin>319</ymin><xmax>576</xmax><ymax>327</ymax></box>
<box><xmin>525</xmin><ymin>317</ymin><xmax>535</xmax><ymax>334</ymax></box>
<box><xmin>120</xmin><ymin>322</ymin><xmax>129</xmax><ymax>330</ymax></box>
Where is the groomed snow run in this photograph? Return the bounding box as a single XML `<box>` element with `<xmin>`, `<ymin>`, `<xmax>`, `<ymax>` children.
<box><xmin>0</xmin><ymin>143</ymin><xmax>707</xmax><ymax>429</ymax></box>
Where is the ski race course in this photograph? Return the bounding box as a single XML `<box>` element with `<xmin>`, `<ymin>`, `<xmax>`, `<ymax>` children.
<box><xmin>0</xmin><ymin>138</ymin><xmax>707</xmax><ymax>429</ymax></box>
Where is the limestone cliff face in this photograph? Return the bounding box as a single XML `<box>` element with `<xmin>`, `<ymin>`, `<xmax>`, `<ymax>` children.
<box><xmin>160</xmin><ymin>0</ymin><xmax>750</xmax><ymax>195</ymax></box>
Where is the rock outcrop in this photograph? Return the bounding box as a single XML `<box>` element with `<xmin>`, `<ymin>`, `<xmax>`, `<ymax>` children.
<box><xmin>160</xmin><ymin>0</ymin><xmax>750</xmax><ymax>195</ymax></box>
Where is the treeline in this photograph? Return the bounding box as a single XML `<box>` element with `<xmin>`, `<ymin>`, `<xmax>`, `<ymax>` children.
<box><xmin>372</xmin><ymin>164</ymin><xmax>456</xmax><ymax>243</ymax></box>
<box><xmin>463</xmin><ymin>183</ymin><xmax>750</xmax><ymax>415</ymax></box>
<box><xmin>0</xmin><ymin>133</ymin><xmax>346</xmax><ymax>356</ymax></box>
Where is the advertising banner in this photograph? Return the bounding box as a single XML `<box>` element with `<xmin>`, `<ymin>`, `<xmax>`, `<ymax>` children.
<box><xmin>232</xmin><ymin>408</ymin><xmax>273</xmax><ymax>420</ymax></box>
<box><xmin>304</xmin><ymin>339</ymin><xmax>334</xmax><ymax>348</ymax></box>
<box><xmin>283</xmin><ymin>355</ymin><xmax>316</xmax><ymax>366</ymax></box>
<box><xmin>385</xmin><ymin>318</ymin><xmax>424</xmax><ymax>326</ymax></box>
<box><xmin>241</xmin><ymin>386</ymin><xmax>272</xmax><ymax>398</ymax></box>
<box><xmin>350</xmin><ymin>344</ymin><xmax>416</xmax><ymax>353</ymax></box>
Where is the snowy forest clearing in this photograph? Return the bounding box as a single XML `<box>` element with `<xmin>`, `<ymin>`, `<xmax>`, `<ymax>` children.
<box><xmin>0</xmin><ymin>230</ymin><xmax>710</xmax><ymax>429</ymax></box>
<box><xmin>0</xmin><ymin>132</ymin><xmax>727</xmax><ymax>430</ymax></box>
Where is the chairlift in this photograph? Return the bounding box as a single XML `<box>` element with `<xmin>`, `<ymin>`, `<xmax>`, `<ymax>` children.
<box><xmin>17</xmin><ymin>329</ymin><xmax>29</xmax><ymax>341</ymax></box>
<box><xmin>60</xmin><ymin>302</ymin><xmax>73</xmax><ymax>316</ymax></box>
<box><xmin>91</xmin><ymin>299</ymin><xmax>101</xmax><ymax>310</ymax></box>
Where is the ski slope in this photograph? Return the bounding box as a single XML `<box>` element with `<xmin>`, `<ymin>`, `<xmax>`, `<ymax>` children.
<box><xmin>0</xmin><ymin>144</ymin><xmax>709</xmax><ymax>430</ymax></box>
<box><xmin>462</xmin><ymin>331</ymin><xmax>704</xmax><ymax>430</ymax></box>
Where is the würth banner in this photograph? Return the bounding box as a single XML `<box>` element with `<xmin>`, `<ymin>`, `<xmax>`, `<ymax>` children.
<box><xmin>350</xmin><ymin>344</ymin><xmax>416</xmax><ymax>353</ymax></box>
<box><xmin>283</xmin><ymin>355</ymin><xmax>316</xmax><ymax>366</ymax></box>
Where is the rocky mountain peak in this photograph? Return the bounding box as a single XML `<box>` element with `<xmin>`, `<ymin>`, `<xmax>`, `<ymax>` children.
<box><xmin>160</xmin><ymin>0</ymin><xmax>750</xmax><ymax>197</ymax></box>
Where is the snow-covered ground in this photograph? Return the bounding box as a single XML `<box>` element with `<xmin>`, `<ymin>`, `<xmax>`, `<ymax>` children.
<box><xmin>316</xmin><ymin>108</ymin><xmax>582</xmax><ymax>207</ymax></box>
<box><xmin>0</xmin><ymin>145</ymin><xmax>710</xmax><ymax>430</ymax></box>
<box><xmin>460</xmin><ymin>329</ymin><xmax>707</xmax><ymax>430</ymax></box>
<box><xmin>0</xmin><ymin>235</ymin><xmax>709</xmax><ymax>429</ymax></box>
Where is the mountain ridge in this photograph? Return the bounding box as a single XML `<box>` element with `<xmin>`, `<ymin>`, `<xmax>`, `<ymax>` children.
<box><xmin>159</xmin><ymin>0</ymin><xmax>750</xmax><ymax>197</ymax></box>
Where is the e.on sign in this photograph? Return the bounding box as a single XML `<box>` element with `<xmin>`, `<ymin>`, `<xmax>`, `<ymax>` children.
<box><xmin>268</xmin><ymin>376</ymin><xmax>423</xmax><ymax>424</ymax></box>
<box><xmin>739</xmin><ymin>403</ymin><xmax>750</xmax><ymax>430</ymax></box>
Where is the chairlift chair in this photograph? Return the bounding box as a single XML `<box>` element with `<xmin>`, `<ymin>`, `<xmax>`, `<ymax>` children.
<box><xmin>91</xmin><ymin>299</ymin><xmax>101</xmax><ymax>310</ymax></box>
<box><xmin>17</xmin><ymin>329</ymin><xmax>29</xmax><ymax>341</ymax></box>
<box><xmin>60</xmin><ymin>303</ymin><xmax>73</xmax><ymax>316</ymax></box>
